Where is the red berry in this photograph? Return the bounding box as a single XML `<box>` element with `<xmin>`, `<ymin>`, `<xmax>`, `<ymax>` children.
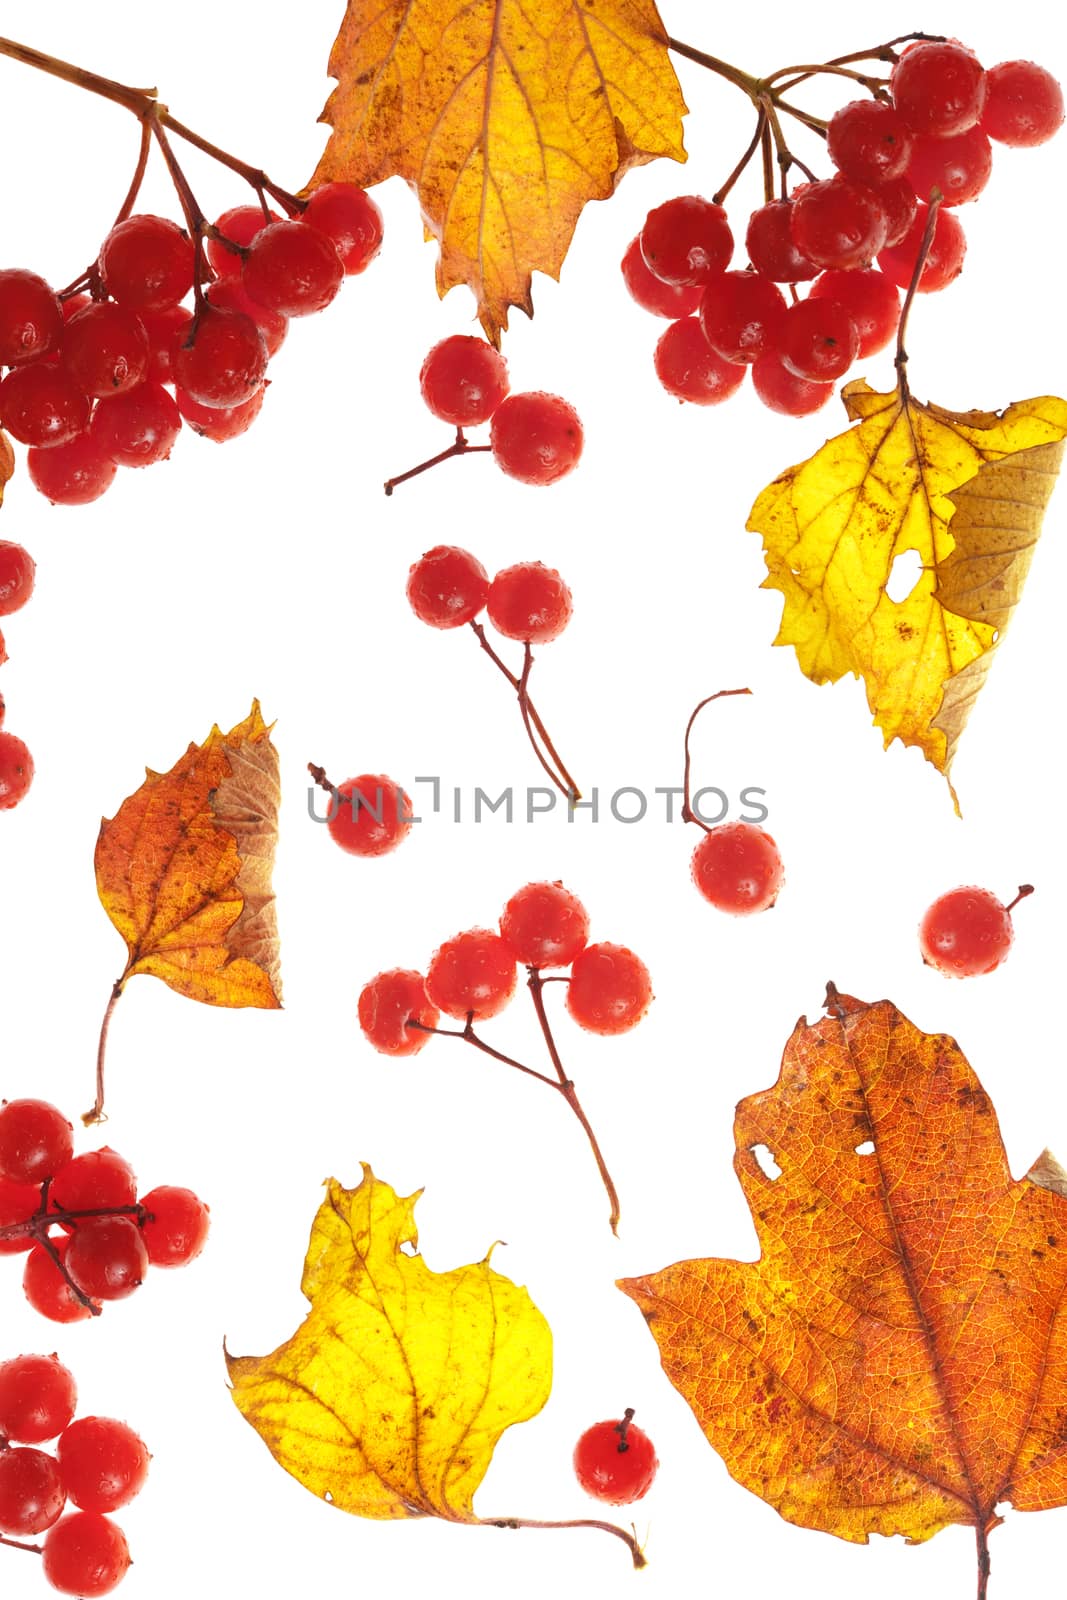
<box><xmin>138</xmin><ymin>1186</ymin><xmax>210</xmax><ymax>1268</ymax></box>
<box><xmin>919</xmin><ymin>886</ymin><xmax>1022</xmax><ymax>977</ymax></box>
<box><xmin>981</xmin><ymin>60</ymin><xmax>1064</xmax><ymax>146</ymax></box>
<box><xmin>426</xmin><ymin>930</ymin><xmax>518</xmax><ymax>1021</ymax></box>
<box><xmin>419</xmin><ymin>335</ymin><xmax>510</xmax><ymax>427</ymax></box>
<box><xmin>90</xmin><ymin>383</ymin><xmax>182</xmax><ymax>467</ymax></box>
<box><xmin>172</xmin><ymin>307</ymin><xmax>267</xmax><ymax>409</ymax></box>
<box><xmin>302</xmin><ymin>183</ymin><xmax>384</xmax><ymax>274</ymax></box>
<box><xmin>791</xmin><ymin>177</ymin><xmax>888</xmax><ymax>271</ymax></box>
<box><xmin>573</xmin><ymin>1412</ymin><xmax>658</xmax><ymax>1505</ymax></box>
<box><xmin>653</xmin><ymin>317</ymin><xmax>746</xmax><ymax>405</ymax></box>
<box><xmin>691</xmin><ymin>821</ymin><xmax>784</xmax><ymax>914</ymax></box>
<box><xmin>174</xmin><ymin>384</ymin><xmax>265</xmax><ymax>442</ymax></box>
<box><xmin>487</xmin><ymin>562</ymin><xmax>572</xmax><ymax>643</ymax></box>
<box><xmin>780</xmin><ymin>298</ymin><xmax>859</xmax><ymax>382</ymax></box>
<box><xmin>0</xmin><ymin>1446</ymin><xmax>67</xmax><ymax>1534</ymax></box>
<box><xmin>28</xmin><ymin>433</ymin><xmax>118</xmax><ymax>505</ymax></box>
<box><xmin>0</xmin><ymin>1178</ymin><xmax>40</xmax><ymax>1254</ymax></box>
<box><xmin>325</xmin><ymin>773</ymin><xmax>412</xmax><ymax>857</ymax></box>
<box><xmin>0</xmin><ymin>730</ymin><xmax>34</xmax><ymax>806</ymax></box>
<box><xmin>0</xmin><ymin>1100</ymin><xmax>73</xmax><ymax>1186</ymax></box>
<box><xmin>489</xmin><ymin>392</ymin><xmax>583</xmax><ymax>486</ymax></box>
<box><xmin>65</xmin><ymin>1218</ymin><xmax>149</xmax><ymax>1302</ymax></box>
<box><xmin>499</xmin><ymin>881</ymin><xmax>590</xmax><ymax>968</ymax></box>
<box><xmin>0</xmin><ymin>270</ymin><xmax>63</xmax><ymax>365</ymax></box>
<box><xmin>205</xmin><ymin>276</ymin><xmax>288</xmax><ymax>359</ymax></box>
<box><xmin>23</xmin><ymin>1239</ymin><xmax>95</xmax><ymax>1324</ymax></box>
<box><xmin>891</xmin><ymin>41</ymin><xmax>986</xmax><ymax>138</ymax></box>
<box><xmin>566</xmin><ymin>943</ymin><xmax>652</xmax><ymax>1036</ymax></box>
<box><xmin>62</xmin><ymin>303</ymin><xmax>149</xmax><ymax>398</ymax></box>
<box><xmin>358</xmin><ymin>970</ymin><xmax>440</xmax><ymax>1057</ymax></box>
<box><xmin>58</xmin><ymin>1417</ymin><xmax>150</xmax><ymax>1512</ymax></box>
<box><xmin>827</xmin><ymin>99</ymin><xmax>914</xmax><ymax>185</ymax></box>
<box><xmin>0</xmin><ymin>1355</ymin><xmax>77</xmax><ymax>1443</ymax></box>
<box><xmin>0</xmin><ymin>362</ymin><xmax>90</xmax><ymax>447</ymax></box>
<box><xmin>907</xmin><ymin>127</ymin><xmax>993</xmax><ymax>205</ymax></box>
<box><xmin>751</xmin><ymin>351</ymin><xmax>834</xmax><ymax>417</ymax></box>
<box><xmin>699</xmin><ymin>271</ymin><xmax>787</xmax><ymax>365</ymax></box>
<box><xmin>620</xmin><ymin>235</ymin><xmax>703</xmax><ymax>316</ymax></box>
<box><xmin>98</xmin><ymin>214</ymin><xmax>195</xmax><ymax>311</ymax></box>
<box><xmin>867</xmin><ymin>174</ymin><xmax>918</xmax><ymax>248</ymax></box>
<box><xmin>141</xmin><ymin>305</ymin><xmax>194</xmax><ymax>386</ymax></box>
<box><xmin>0</xmin><ymin>542</ymin><xmax>36</xmax><ymax>616</ymax></box>
<box><xmin>640</xmin><ymin>196</ymin><xmax>733</xmax><ymax>286</ymax></box>
<box><xmin>206</xmin><ymin>205</ymin><xmax>281</xmax><ymax>279</ymax></box>
<box><xmin>406</xmin><ymin>545</ymin><xmax>489</xmax><ymax>629</ymax></box>
<box><xmin>809</xmin><ymin>269</ymin><xmax>900</xmax><ymax>357</ymax></box>
<box><xmin>877</xmin><ymin>202</ymin><xmax>966</xmax><ymax>293</ymax></box>
<box><xmin>744</xmin><ymin>201</ymin><xmax>818</xmax><ymax>283</ymax></box>
<box><xmin>243</xmin><ymin>220</ymin><xmax>344</xmax><ymax>316</ymax></box>
<box><xmin>50</xmin><ymin>1149</ymin><xmax>137</xmax><ymax>1228</ymax></box>
<box><xmin>42</xmin><ymin>1512</ymin><xmax>131</xmax><ymax>1597</ymax></box>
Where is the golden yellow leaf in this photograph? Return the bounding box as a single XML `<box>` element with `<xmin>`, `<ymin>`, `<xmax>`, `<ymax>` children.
<box><xmin>309</xmin><ymin>0</ymin><xmax>687</xmax><ymax>340</ymax></box>
<box><xmin>747</xmin><ymin>382</ymin><xmax>1067</xmax><ymax>797</ymax></box>
<box><xmin>227</xmin><ymin>1166</ymin><xmax>552</xmax><ymax>1521</ymax></box>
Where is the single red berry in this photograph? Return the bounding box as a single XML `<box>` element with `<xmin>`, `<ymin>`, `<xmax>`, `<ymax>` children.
<box><xmin>62</xmin><ymin>303</ymin><xmax>150</xmax><ymax>398</ymax></box>
<box><xmin>877</xmin><ymin>202</ymin><xmax>967</xmax><ymax>293</ymax></box>
<box><xmin>172</xmin><ymin>307</ymin><xmax>267</xmax><ymax>409</ymax></box>
<box><xmin>640</xmin><ymin>196</ymin><xmax>733</xmax><ymax>286</ymax></box>
<box><xmin>0</xmin><ymin>542</ymin><xmax>36</xmax><ymax>616</ymax></box>
<box><xmin>0</xmin><ymin>1446</ymin><xmax>67</xmax><ymax>1535</ymax></box>
<box><xmin>0</xmin><ymin>1178</ymin><xmax>40</xmax><ymax>1254</ymax></box>
<box><xmin>919</xmin><ymin>885</ymin><xmax>1028</xmax><ymax>977</ymax></box>
<box><xmin>50</xmin><ymin>1148</ymin><xmax>138</xmax><ymax>1229</ymax></box>
<box><xmin>499</xmin><ymin>881</ymin><xmax>590</xmax><ymax>968</ymax></box>
<box><xmin>0</xmin><ymin>270</ymin><xmax>63</xmax><ymax>365</ymax></box>
<box><xmin>0</xmin><ymin>363</ymin><xmax>90</xmax><ymax>447</ymax></box>
<box><xmin>907</xmin><ymin>127</ymin><xmax>993</xmax><ymax>206</ymax></box>
<box><xmin>827</xmin><ymin>99</ymin><xmax>914</xmax><ymax>185</ymax></box>
<box><xmin>487</xmin><ymin>562</ymin><xmax>572</xmax><ymax>643</ymax></box>
<box><xmin>691</xmin><ymin>821</ymin><xmax>784</xmax><ymax>914</ymax></box>
<box><xmin>65</xmin><ymin>1217</ymin><xmax>149</xmax><ymax>1302</ymax></box>
<box><xmin>138</xmin><ymin>1186</ymin><xmax>211</xmax><ymax>1268</ymax></box>
<box><xmin>791</xmin><ymin>177</ymin><xmax>888</xmax><ymax>271</ymax></box>
<box><xmin>90</xmin><ymin>383</ymin><xmax>182</xmax><ymax>468</ymax></box>
<box><xmin>751</xmin><ymin>351</ymin><xmax>834</xmax><ymax>417</ymax></box>
<box><xmin>419</xmin><ymin>335</ymin><xmax>510</xmax><ymax>427</ymax></box>
<box><xmin>141</xmin><ymin>304</ymin><xmax>194</xmax><ymax>386</ymax></box>
<box><xmin>174</xmin><ymin>384</ymin><xmax>266</xmax><ymax>442</ymax></box>
<box><xmin>406</xmin><ymin>545</ymin><xmax>489</xmax><ymax>629</ymax></box>
<box><xmin>98</xmin><ymin>215</ymin><xmax>195</xmax><ymax>311</ymax></box>
<box><xmin>242</xmin><ymin>220</ymin><xmax>344</xmax><ymax>316</ymax></box>
<box><xmin>27</xmin><ymin>434</ymin><xmax>118</xmax><ymax>506</ymax></box>
<box><xmin>0</xmin><ymin>1100</ymin><xmax>74</xmax><ymax>1186</ymax></box>
<box><xmin>573</xmin><ymin>1411</ymin><xmax>658</xmax><ymax>1505</ymax></box>
<box><xmin>808</xmin><ymin>269</ymin><xmax>900</xmax><ymax>357</ymax></box>
<box><xmin>653</xmin><ymin>317</ymin><xmax>747</xmax><ymax>405</ymax></box>
<box><xmin>744</xmin><ymin>201</ymin><xmax>818</xmax><ymax>283</ymax></box>
<box><xmin>489</xmin><ymin>392</ymin><xmax>583</xmax><ymax>486</ymax></box>
<box><xmin>866</xmin><ymin>174</ymin><xmax>918</xmax><ymax>248</ymax></box>
<box><xmin>358</xmin><ymin>970</ymin><xmax>440</xmax><ymax>1056</ymax></box>
<box><xmin>0</xmin><ymin>1355</ymin><xmax>77</xmax><ymax>1443</ymax></box>
<box><xmin>302</xmin><ymin>183</ymin><xmax>384</xmax><ymax>274</ymax></box>
<box><xmin>426</xmin><ymin>929</ymin><xmax>518</xmax><ymax>1021</ymax></box>
<box><xmin>0</xmin><ymin>731</ymin><xmax>34</xmax><ymax>806</ymax></box>
<box><xmin>325</xmin><ymin>774</ymin><xmax>412</xmax><ymax>857</ymax></box>
<box><xmin>23</xmin><ymin>1239</ymin><xmax>95</xmax><ymax>1324</ymax></box>
<box><xmin>891</xmin><ymin>41</ymin><xmax>986</xmax><ymax>138</ymax></box>
<box><xmin>566</xmin><ymin>942</ymin><xmax>652</xmax><ymax>1036</ymax></box>
<box><xmin>57</xmin><ymin>1418</ymin><xmax>150</xmax><ymax>1512</ymax></box>
<box><xmin>699</xmin><ymin>271</ymin><xmax>787</xmax><ymax>364</ymax></box>
<box><xmin>206</xmin><ymin>205</ymin><xmax>282</xmax><ymax>279</ymax></box>
<box><xmin>619</xmin><ymin>234</ymin><xmax>703</xmax><ymax>316</ymax></box>
<box><xmin>42</xmin><ymin>1512</ymin><xmax>131</xmax><ymax>1597</ymax></box>
<box><xmin>205</xmin><ymin>276</ymin><xmax>288</xmax><ymax>359</ymax></box>
<box><xmin>981</xmin><ymin>60</ymin><xmax>1064</xmax><ymax>146</ymax></box>
<box><xmin>780</xmin><ymin>298</ymin><xmax>859</xmax><ymax>382</ymax></box>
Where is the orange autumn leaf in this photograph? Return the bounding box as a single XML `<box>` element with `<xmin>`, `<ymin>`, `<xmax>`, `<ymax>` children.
<box><xmin>309</xmin><ymin>0</ymin><xmax>687</xmax><ymax>341</ymax></box>
<box><xmin>620</xmin><ymin>989</ymin><xmax>1067</xmax><ymax>1590</ymax></box>
<box><xmin>0</xmin><ymin>429</ymin><xmax>13</xmax><ymax>507</ymax></box>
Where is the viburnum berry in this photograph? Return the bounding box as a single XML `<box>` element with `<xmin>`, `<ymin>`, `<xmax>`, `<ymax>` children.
<box><xmin>0</xmin><ymin>269</ymin><xmax>63</xmax><ymax>366</ymax></box>
<box><xmin>141</xmin><ymin>304</ymin><xmax>193</xmax><ymax>386</ymax></box>
<box><xmin>489</xmin><ymin>392</ymin><xmax>583</xmax><ymax>486</ymax></box>
<box><xmin>487</xmin><ymin>562</ymin><xmax>572</xmax><ymax>642</ymax></box>
<box><xmin>42</xmin><ymin>1511</ymin><xmax>131</xmax><ymax>1597</ymax></box>
<box><xmin>50</xmin><ymin>1149</ymin><xmax>137</xmax><ymax>1227</ymax></box>
<box><xmin>0</xmin><ymin>730</ymin><xmax>34</xmax><ymax>806</ymax></box>
<box><xmin>172</xmin><ymin>307</ymin><xmax>267</xmax><ymax>409</ymax></box>
<box><xmin>891</xmin><ymin>40</ymin><xmax>986</xmax><ymax>139</ymax></box>
<box><xmin>0</xmin><ymin>1354</ymin><xmax>77</xmax><ymax>1444</ymax></box>
<box><xmin>426</xmin><ymin>930</ymin><xmax>518</xmax><ymax>1021</ymax></box>
<box><xmin>981</xmin><ymin>60</ymin><xmax>1064</xmax><ymax>146</ymax></box>
<box><xmin>699</xmin><ymin>271</ymin><xmax>787</xmax><ymax>364</ymax></box>
<box><xmin>691</xmin><ymin>821</ymin><xmax>784</xmax><ymax>914</ymax></box>
<box><xmin>809</xmin><ymin>268</ymin><xmax>900</xmax><ymax>357</ymax></box>
<box><xmin>828</xmin><ymin>99</ymin><xmax>913</xmax><ymax>185</ymax></box>
<box><xmin>780</xmin><ymin>298</ymin><xmax>859</xmax><ymax>383</ymax></box>
<box><xmin>0</xmin><ymin>1445</ymin><xmax>67</xmax><ymax>1534</ymax></box>
<box><xmin>868</xmin><ymin>174</ymin><xmax>919</xmax><ymax>247</ymax></box>
<box><xmin>0</xmin><ymin>542</ymin><xmax>36</xmax><ymax>616</ymax></box>
<box><xmin>499</xmin><ymin>881</ymin><xmax>590</xmax><ymax>968</ymax></box>
<box><xmin>90</xmin><ymin>383</ymin><xmax>182</xmax><ymax>467</ymax></box>
<box><xmin>302</xmin><ymin>183</ymin><xmax>384</xmax><ymax>274</ymax></box>
<box><xmin>566</xmin><ymin>942</ymin><xmax>652</xmax><ymax>1036</ymax></box>
<box><xmin>640</xmin><ymin>196</ymin><xmax>733</xmax><ymax>286</ymax></box>
<box><xmin>358</xmin><ymin>969</ymin><xmax>440</xmax><ymax>1056</ymax></box>
<box><xmin>0</xmin><ymin>1178</ymin><xmax>39</xmax><ymax>1253</ymax></box>
<box><xmin>919</xmin><ymin>884</ymin><xmax>1031</xmax><ymax>977</ymax></box>
<box><xmin>653</xmin><ymin>317</ymin><xmax>746</xmax><ymax>405</ymax></box>
<box><xmin>23</xmin><ymin>1239</ymin><xmax>95</xmax><ymax>1324</ymax></box>
<box><xmin>0</xmin><ymin>1100</ymin><xmax>74</xmax><ymax>1186</ymax></box>
<box><xmin>419</xmin><ymin>336</ymin><xmax>509</xmax><ymax>427</ymax></box>
<box><xmin>620</xmin><ymin>234</ymin><xmax>703</xmax><ymax>315</ymax></box>
<box><xmin>0</xmin><ymin>362</ymin><xmax>90</xmax><ymax>448</ymax></box>
<box><xmin>878</xmin><ymin>202</ymin><xmax>967</xmax><ymax>293</ymax></box>
<box><xmin>62</xmin><ymin>303</ymin><xmax>150</xmax><ymax>398</ymax></box>
<box><xmin>325</xmin><ymin>773</ymin><xmax>412</xmax><ymax>857</ymax></box>
<box><xmin>57</xmin><ymin>1417</ymin><xmax>150</xmax><ymax>1513</ymax></box>
<box><xmin>242</xmin><ymin>220</ymin><xmax>344</xmax><ymax>316</ymax></box>
<box><xmin>206</xmin><ymin>204</ymin><xmax>281</xmax><ymax>279</ymax></box>
<box><xmin>791</xmin><ymin>177</ymin><xmax>888</xmax><ymax>271</ymax></box>
<box><xmin>406</xmin><ymin>545</ymin><xmax>489</xmax><ymax>629</ymax></box>
<box><xmin>573</xmin><ymin>1410</ymin><xmax>658</xmax><ymax>1505</ymax></box>
<box><xmin>751</xmin><ymin>351</ymin><xmax>833</xmax><ymax>416</ymax></box>
<box><xmin>138</xmin><ymin>1185</ymin><xmax>211</xmax><ymax>1267</ymax></box>
<box><xmin>27</xmin><ymin>433</ymin><xmax>118</xmax><ymax>506</ymax></box>
<box><xmin>65</xmin><ymin>1218</ymin><xmax>148</xmax><ymax>1302</ymax></box>
<box><xmin>907</xmin><ymin>127</ymin><xmax>993</xmax><ymax>206</ymax></box>
<box><xmin>205</xmin><ymin>276</ymin><xmax>288</xmax><ymax>359</ymax></box>
<box><xmin>97</xmin><ymin>215</ymin><xmax>195</xmax><ymax>312</ymax></box>
<box><xmin>174</xmin><ymin>384</ymin><xmax>266</xmax><ymax>442</ymax></box>
<box><xmin>744</xmin><ymin>201</ymin><xmax>818</xmax><ymax>283</ymax></box>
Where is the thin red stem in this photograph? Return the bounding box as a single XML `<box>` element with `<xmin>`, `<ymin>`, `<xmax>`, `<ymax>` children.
<box><xmin>85</xmin><ymin>980</ymin><xmax>125</xmax><ymax>1126</ymax></box>
<box><xmin>384</xmin><ymin>428</ymin><xmax>491</xmax><ymax>496</ymax></box>
<box><xmin>1005</xmin><ymin>884</ymin><xmax>1034</xmax><ymax>914</ymax></box>
<box><xmin>976</xmin><ymin>1521</ymin><xmax>990</xmax><ymax>1600</ymax></box>
<box><xmin>114</xmin><ymin>113</ymin><xmax>153</xmax><ymax>226</ymax></box>
<box><xmin>468</xmin><ymin>623</ymin><xmax>581</xmax><ymax>802</ymax></box>
<box><xmin>406</xmin><ymin>1018</ymin><xmax>560</xmax><ymax>1089</ymax></box>
<box><xmin>713</xmin><ymin>108</ymin><xmax>766</xmax><ymax>206</ymax></box>
<box><xmin>480</xmin><ymin>1515</ymin><xmax>646</xmax><ymax>1568</ymax></box>
<box><xmin>895</xmin><ymin>188</ymin><xmax>943</xmax><ymax>400</ymax></box>
<box><xmin>516</xmin><ymin>642</ymin><xmax>575</xmax><ymax>801</ymax></box>
<box><xmin>0</xmin><ymin>1534</ymin><xmax>44</xmax><ymax>1554</ymax></box>
<box><xmin>682</xmin><ymin>689</ymin><xmax>753</xmax><ymax>831</ymax></box>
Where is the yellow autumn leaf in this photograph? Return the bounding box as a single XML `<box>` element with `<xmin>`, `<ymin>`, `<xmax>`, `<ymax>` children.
<box><xmin>309</xmin><ymin>0</ymin><xmax>687</xmax><ymax>340</ymax></box>
<box><xmin>227</xmin><ymin>1166</ymin><xmax>552</xmax><ymax>1522</ymax></box>
<box><xmin>747</xmin><ymin>382</ymin><xmax>1067</xmax><ymax>798</ymax></box>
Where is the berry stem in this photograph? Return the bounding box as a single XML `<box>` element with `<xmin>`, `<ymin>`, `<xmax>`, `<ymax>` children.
<box><xmin>383</xmin><ymin>427</ymin><xmax>491</xmax><ymax>496</ymax></box>
<box><xmin>895</xmin><ymin>188</ymin><xmax>944</xmax><ymax>402</ymax></box>
<box><xmin>665</xmin><ymin>37</ymin><xmax>759</xmax><ymax>98</ymax></box>
<box><xmin>774</xmin><ymin>34</ymin><xmax>946</xmax><ymax>93</ymax></box>
<box><xmin>114</xmin><ymin>112</ymin><xmax>154</xmax><ymax>227</ymax></box>
<box><xmin>405</xmin><ymin>1017</ymin><xmax>561</xmax><ymax>1089</ymax></box>
<box><xmin>614</xmin><ymin>1406</ymin><xmax>636</xmax><ymax>1450</ymax></box>
<box><xmin>86</xmin><ymin>978</ymin><xmax>126</xmax><ymax>1127</ymax></box>
<box><xmin>762</xmin><ymin>98</ymin><xmax>817</xmax><ymax>194</ymax></box>
<box><xmin>764</xmin><ymin>61</ymin><xmax>887</xmax><ymax>92</ymax></box>
<box><xmin>0</xmin><ymin>1534</ymin><xmax>44</xmax><ymax>1554</ymax></box>
<box><xmin>0</xmin><ymin>1178</ymin><xmax>154</xmax><ymax>1317</ymax></box>
<box><xmin>517</xmin><ymin>642</ymin><xmax>578</xmax><ymax>802</ymax></box>
<box><xmin>713</xmin><ymin>107</ymin><xmax>767</xmax><ymax>206</ymax></box>
<box><xmin>468</xmin><ymin>622</ymin><xmax>581</xmax><ymax>802</ymax></box>
<box><xmin>1005</xmin><ymin>884</ymin><xmax>1035</xmax><ymax>914</ymax></box>
<box><xmin>479</xmin><ymin>1515</ymin><xmax>646</xmax><ymax>1568</ymax></box>
<box><xmin>682</xmin><ymin>688</ymin><xmax>753</xmax><ymax>832</ymax></box>
<box><xmin>307</xmin><ymin>762</ymin><xmax>343</xmax><ymax>814</ymax></box>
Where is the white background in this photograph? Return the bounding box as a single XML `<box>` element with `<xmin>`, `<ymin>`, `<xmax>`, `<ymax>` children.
<box><xmin>1</xmin><ymin>2</ymin><xmax>1066</xmax><ymax>1597</ymax></box>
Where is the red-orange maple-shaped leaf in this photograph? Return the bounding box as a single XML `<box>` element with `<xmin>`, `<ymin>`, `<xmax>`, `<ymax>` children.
<box><xmin>620</xmin><ymin>990</ymin><xmax>1067</xmax><ymax>1592</ymax></box>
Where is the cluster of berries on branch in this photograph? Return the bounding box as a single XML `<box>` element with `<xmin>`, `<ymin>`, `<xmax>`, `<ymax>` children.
<box><xmin>0</xmin><ymin>1098</ymin><xmax>210</xmax><ymax>1322</ymax></box>
<box><xmin>359</xmin><ymin>881</ymin><xmax>654</xmax><ymax>1232</ymax></box>
<box><xmin>0</xmin><ymin>1353</ymin><xmax>146</xmax><ymax>1596</ymax></box>
<box><xmin>0</xmin><ymin>541</ymin><xmax>35</xmax><ymax>810</ymax></box>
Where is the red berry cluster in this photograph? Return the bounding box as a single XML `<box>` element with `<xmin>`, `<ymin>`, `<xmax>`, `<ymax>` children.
<box><xmin>572</xmin><ymin>1408</ymin><xmax>658</xmax><ymax>1506</ymax></box>
<box><xmin>625</xmin><ymin>45</ymin><xmax>1063</xmax><ymax>416</ymax></box>
<box><xmin>0</xmin><ymin>1354</ymin><xmax>146</xmax><ymax>1596</ymax></box>
<box><xmin>0</xmin><ymin>1099</ymin><xmax>210</xmax><ymax>1322</ymax></box>
<box><xmin>919</xmin><ymin>883</ymin><xmax>1033</xmax><ymax>977</ymax></box>
<box><xmin>0</xmin><ymin>540</ymin><xmax>36</xmax><ymax>811</ymax></box>
<box><xmin>0</xmin><ymin>182</ymin><xmax>381</xmax><ymax>504</ymax></box>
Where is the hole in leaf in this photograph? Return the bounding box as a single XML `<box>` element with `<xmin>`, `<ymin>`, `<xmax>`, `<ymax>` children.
<box><xmin>399</xmin><ymin>1241</ymin><xmax>418</xmax><ymax>1257</ymax></box>
<box><xmin>855</xmin><ymin>1140</ymin><xmax>875</xmax><ymax>1156</ymax></box>
<box><xmin>751</xmin><ymin>1143</ymin><xmax>782</xmax><ymax>1180</ymax></box>
<box><xmin>324</xmin><ymin>1491</ymin><xmax>334</xmax><ymax>1503</ymax></box>
<box><xmin>887</xmin><ymin>549</ymin><xmax>923</xmax><ymax>603</ymax></box>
